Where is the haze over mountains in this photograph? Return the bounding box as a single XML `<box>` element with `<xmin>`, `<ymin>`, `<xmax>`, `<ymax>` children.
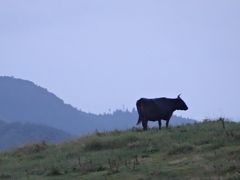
<box><xmin>0</xmin><ymin>120</ymin><xmax>72</xmax><ymax>150</ymax></box>
<box><xmin>0</xmin><ymin>76</ymin><xmax>195</xmax><ymax>136</ymax></box>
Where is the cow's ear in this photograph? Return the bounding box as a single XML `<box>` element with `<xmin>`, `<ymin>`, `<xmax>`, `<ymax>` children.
<box><xmin>177</xmin><ymin>94</ymin><xmax>181</xmax><ymax>99</ymax></box>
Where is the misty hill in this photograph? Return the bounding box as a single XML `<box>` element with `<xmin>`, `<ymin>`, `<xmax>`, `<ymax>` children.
<box><xmin>0</xmin><ymin>119</ymin><xmax>72</xmax><ymax>150</ymax></box>
<box><xmin>0</xmin><ymin>76</ymin><xmax>195</xmax><ymax>135</ymax></box>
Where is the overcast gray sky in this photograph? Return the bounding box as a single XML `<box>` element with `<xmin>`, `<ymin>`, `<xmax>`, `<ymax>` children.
<box><xmin>1</xmin><ymin>0</ymin><xmax>240</xmax><ymax>120</ymax></box>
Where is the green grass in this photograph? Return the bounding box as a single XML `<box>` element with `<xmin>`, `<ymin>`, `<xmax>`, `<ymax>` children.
<box><xmin>0</xmin><ymin>120</ymin><xmax>240</xmax><ymax>179</ymax></box>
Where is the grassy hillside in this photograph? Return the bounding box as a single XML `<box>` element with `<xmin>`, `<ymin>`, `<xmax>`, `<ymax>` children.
<box><xmin>0</xmin><ymin>120</ymin><xmax>239</xmax><ymax>179</ymax></box>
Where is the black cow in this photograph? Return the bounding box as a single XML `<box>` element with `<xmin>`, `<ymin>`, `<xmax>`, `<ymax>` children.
<box><xmin>136</xmin><ymin>95</ymin><xmax>188</xmax><ymax>130</ymax></box>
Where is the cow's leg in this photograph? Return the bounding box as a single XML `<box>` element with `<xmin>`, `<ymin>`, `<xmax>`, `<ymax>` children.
<box><xmin>158</xmin><ymin>120</ymin><xmax>162</xmax><ymax>130</ymax></box>
<box><xmin>142</xmin><ymin>120</ymin><xmax>148</xmax><ymax>130</ymax></box>
<box><xmin>166</xmin><ymin>120</ymin><xmax>169</xmax><ymax>128</ymax></box>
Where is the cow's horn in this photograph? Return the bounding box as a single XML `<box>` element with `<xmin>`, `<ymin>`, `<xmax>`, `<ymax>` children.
<box><xmin>178</xmin><ymin>94</ymin><xmax>181</xmax><ymax>98</ymax></box>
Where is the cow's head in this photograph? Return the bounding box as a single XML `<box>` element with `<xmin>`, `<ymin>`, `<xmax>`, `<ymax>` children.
<box><xmin>176</xmin><ymin>94</ymin><xmax>188</xmax><ymax>110</ymax></box>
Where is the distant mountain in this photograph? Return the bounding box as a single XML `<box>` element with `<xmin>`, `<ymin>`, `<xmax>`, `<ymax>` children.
<box><xmin>0</xmin><ymin>119</ymin><xmax>72</xmax><ymax>150</ymax></box>
<box><xmin>0</xmin><ymin>76</ymin><xmax>96</xmax><ymax>134</ymax></box>
<box><xmin>0</xmin><ymin>76</ymin><xmax>195</xmax><ymax>135</ymax></box>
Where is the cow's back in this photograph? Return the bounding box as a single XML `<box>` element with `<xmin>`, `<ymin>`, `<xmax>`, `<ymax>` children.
<box><xmin>139</xmin><ymin>98</ymin><xmax>175</xmax><ymax>120</ymax></box>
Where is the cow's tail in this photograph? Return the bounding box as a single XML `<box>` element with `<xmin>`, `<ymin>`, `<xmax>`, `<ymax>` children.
<box><xmin>136</xmin><ymin>99</ymin><xmax>143</xmax><ymax>125</ymax></box>
<box><xmin>137</xmin><ymin>118</ymin><xmax>141</xmax><ymax>125</ymax></box>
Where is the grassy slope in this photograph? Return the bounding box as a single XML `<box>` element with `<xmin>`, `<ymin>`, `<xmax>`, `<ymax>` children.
<box><xmin>0</xmin><ymin>121</ymin><xmax>240</xmax><ymax>180</ymax></box>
